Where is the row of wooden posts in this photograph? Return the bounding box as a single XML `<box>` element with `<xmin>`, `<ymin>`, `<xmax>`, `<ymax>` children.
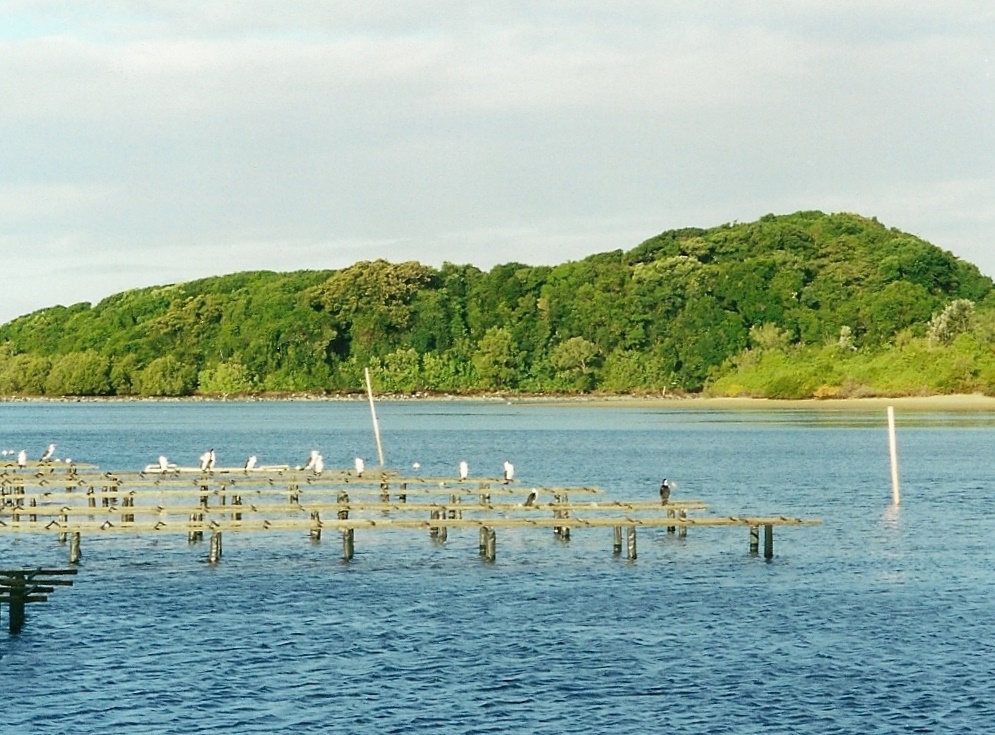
<box><xmin>2</xmin><ymin>463</ymin><xmax>812</xmax><ymax>569</ymax></box>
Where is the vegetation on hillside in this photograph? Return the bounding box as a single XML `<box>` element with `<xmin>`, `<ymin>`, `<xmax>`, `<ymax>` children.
<box><xmin>1</xmin><ymin>210</ymin><xmax>992</xmax><ymax>399</ymax></box>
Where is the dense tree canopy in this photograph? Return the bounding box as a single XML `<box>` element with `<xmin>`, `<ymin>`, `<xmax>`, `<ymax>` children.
<box><xmin>1</xmin><ymin>211</ymin><xmax>992</xmax><ymax>399</ymax></box>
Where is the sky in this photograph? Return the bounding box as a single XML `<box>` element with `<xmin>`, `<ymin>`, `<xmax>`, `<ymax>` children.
<box><xmin>1</xmin><ymin>2</ymin><xmax>993</xmax><ymax>324</ymax></box>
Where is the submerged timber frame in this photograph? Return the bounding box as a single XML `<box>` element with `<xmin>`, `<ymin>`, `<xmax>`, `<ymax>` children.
<box><xmin>1</xmin><ymin>461</ymin><xmax>820</xmax><ymax>565</ymax></box>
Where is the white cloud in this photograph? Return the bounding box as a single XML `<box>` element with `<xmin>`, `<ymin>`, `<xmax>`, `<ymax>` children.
<box><xmin>0</xmin><ymin>1</ymin><xmax>994</xmax><ymax>322</ymax></box>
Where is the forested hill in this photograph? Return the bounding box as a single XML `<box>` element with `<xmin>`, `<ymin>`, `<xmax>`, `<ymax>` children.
<box><xmin>1</xmin><ymin>210</ymin><xmax>993</xmax><ymax>399</ymax></box>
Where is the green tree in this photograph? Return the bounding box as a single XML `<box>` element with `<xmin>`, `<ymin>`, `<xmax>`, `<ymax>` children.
<box><xmin>928</xmin><ymin>299</ymin><xmax>975</xmax><ymax>346</ymax></box>
<box><xmin>473</xmin><ymin>327</ymin><xmax>519</xmax><ymax>389</ymax></box>
<box><xmin>45</xmin><ymin>351</ymin><xmax>112</xmax><ymax>396</ymax></box>
<box><xmin>550</xmin><ymin>336</ymin><xmax>599</xmax><ymax>390</ymax></box>
<box><xmin>110</xmin><ymin>354</ymin><xmax>141</xmax><ymax>395</ymax></box>
<box><xmin>138</xmin><ymin>355</ymin><xmax>197</xmax><ymax>396</ymax></box>
<box><xmin>197</xmin><ymin>361</ymin><xmax>255</xmax><ymax>395</ymax></box>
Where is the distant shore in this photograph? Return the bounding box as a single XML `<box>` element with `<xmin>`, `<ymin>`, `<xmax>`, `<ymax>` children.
<box><xmin>505</xmin><ymin>393</ymin><xmax>995</xmax><ymax>411</ymax></box>
<box><xmin>5</xmin><ymin>392</ymin><xmax>995</xmax><ymax>411</ymax></box>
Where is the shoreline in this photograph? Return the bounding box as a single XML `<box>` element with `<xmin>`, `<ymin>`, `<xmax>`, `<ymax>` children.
<box><xmin>5</xmin><ymin>392</ymin><xmax>995</xmax><ymax>411</ymax></box>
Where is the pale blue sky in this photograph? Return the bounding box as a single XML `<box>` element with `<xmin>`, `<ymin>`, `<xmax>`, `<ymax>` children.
<box><xmin>1</xmin><ymin>2</ymin><xmax>993</xmax><ymax>323</ymax></box>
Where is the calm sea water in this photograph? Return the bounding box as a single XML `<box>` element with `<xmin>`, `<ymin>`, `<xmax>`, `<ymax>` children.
<box><xmin>2</xmin><ymin>400</ymin><xmax>994</xmax><ymax>734</ymax></box>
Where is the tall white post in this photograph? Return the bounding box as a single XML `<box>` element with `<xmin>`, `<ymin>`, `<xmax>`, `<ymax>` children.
<box><xmin>887</xmin><ymin>405</ymin><xmax>900</xmax><ymax>506</ymax></box>
<box><xmin>365</xmin><ymin>367</ymin><xmax>386</xmax><ymax>467</ymax></box>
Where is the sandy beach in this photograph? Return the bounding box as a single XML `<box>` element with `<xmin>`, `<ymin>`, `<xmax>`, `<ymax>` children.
<box><xmin>510</xmin><ymin>393</ymin><xmax>995</xmax><ymax>412</ymax></box>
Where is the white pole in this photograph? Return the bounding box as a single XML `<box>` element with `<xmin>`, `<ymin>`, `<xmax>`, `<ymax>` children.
<box><xmin>365</xmin><ymin>368</ymin><xmax>386</xmax><ymax>467</ymax></box>
<box><xmin>887</xmin><ymin>405</ymin><xmax>900</xmax><ymax>506</ymax></box>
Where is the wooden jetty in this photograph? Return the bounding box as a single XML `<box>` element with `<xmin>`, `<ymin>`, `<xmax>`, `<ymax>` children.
<box><xmin>0</xmin><ymin>460</ymin><xmax>820</xmax><ymax>565</ymax></box>
<box><xmin>0</xmin><ymin>568</ymin><xmax>77</xmax><ymax>634</ymax></box>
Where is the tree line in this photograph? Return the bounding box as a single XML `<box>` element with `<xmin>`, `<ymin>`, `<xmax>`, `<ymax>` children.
<box><xmin>1</xmin><ymin>210</ymin><xmax>992</xmax><ymax>399</ymax></box>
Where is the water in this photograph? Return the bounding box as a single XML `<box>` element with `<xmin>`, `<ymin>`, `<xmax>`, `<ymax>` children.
<box><xmin>2</xmin><ymin>400</ymin><xmax>994</xmax><ymax>733</ymax></box>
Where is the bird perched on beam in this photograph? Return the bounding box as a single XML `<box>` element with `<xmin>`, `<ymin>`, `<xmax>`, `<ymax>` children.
<box><xmin>659</xmin><ymin>478</ymin><xmax>671</xmax><ymax>505</ymax></box>
<box><xmin>524</xmin><ymin>488</ymin><xmax>538</xmax><ymax>507</ymax></box>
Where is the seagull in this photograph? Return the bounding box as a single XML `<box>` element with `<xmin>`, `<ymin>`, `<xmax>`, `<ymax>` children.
<box><xmin>17</xmin><ymin>449</ymin><xmax>27</xmax><ymax>468</ymax></box>
<box><xmin>503</xmin><ymin>460</ymin><xmax>515</xmax><ymax>483</ymax></box>
<box><xmin>354</xmin><ymin>457</ymin><xmax>365</xmax><ymax>477</ymax></box>
<box><xmin>40</xmin><ymin>443</ymin><xmax>56</xmax><ymax>462</ymax></box>
<box><xmin>659</xmin><ymin>478</ymin><xmax>671</xmax><ymax>505</ymax></box>
<box><xmin>199</xmin><ymin>449</ymin><xmax>216</xmax><ymax>472</ymax></box>
<box><xmin>313</xmin><ymin>454</ymin><xmax>324</xmax><ymax>474</ymax></box>
<box><xmin>142</xmin><ymin>455</ymin><xmax>172</xmax><ymax>473</ymax></box>
<box><xmin>244</xmin><ymin>455</ymin><xmax>258</xmax><ymax>471</ymax></box>
<box><xmin>304</xmin><ymin>450</ymin><xmax>320</xmax><ymax>471</ymax></box>
<box><xmin>459</xmin><ymin>460</ymin><xmax>469</xmax><ymax>481</ymax></box>
<box><xmin>524</xmin><ymin>488</ymin><xmax>538</xmax><ymax>507</ymax></box>
<box><xmin>412</xmin><ymin>462</ymin><xmax>421</xmax><ymax>470</ymax></box>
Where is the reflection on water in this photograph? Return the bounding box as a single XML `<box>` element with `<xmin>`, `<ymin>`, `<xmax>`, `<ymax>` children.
<box><xmin>2</xmin><ymin>400</ymin><xmax>995</xmax><ymax>734</ymax></box>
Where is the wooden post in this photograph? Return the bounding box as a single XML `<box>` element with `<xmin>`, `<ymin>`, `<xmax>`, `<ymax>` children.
<box><xmin>613</xmin><ymin>526</ymin><xmax>622</xmax><ymax>555</ymax></box>
<box><xmin>484</xmin><ymin>527</ymin><xmax>496</xmax><ymax>562</ymax></box>
<box><xmin>449</xmin><ymin>494</ymin><xmax>461</xmax><ymax>519</ymax></box>
<box><xmin>8</xmin><ymin>573</ymin><xmax>26</xmax><ymax>635</ymax></box>
<box><xmin>342</xmin><ymin>529</ymin><xmax>355</xmax><ymax>561</ymax></box>
<box><xmin>58</xmin><ymin>513</ymin><xmax>68</xmax><ymax>544</ymax></box>
<box><xmin>87</xmin><ymin>490</ymin><xmax>96</xmax><ymax>508</ymax></box>
<box><xmin>560</xmin><ymin>493</ymin><xmax>570</xmax><ymax>541</ymax></box>
<box><xmin>678</xmin><ymin>509</ymin><xmax>687</xmax><ymax>538</ymax></box>
<box><xmin>479</xmin><ymin>526</ymin><xmax>488</xmax><ymax>555</ymax></box>
<box><xmin>209</xmin><ymin>531</ymin><xmax>222</xmax><ymax>564</ymax></box>
<box><xmin>232</xmin><ymin>495</ymin><xmax>242</xmax><ymax>522</ymax></box>
<box><xmin>887</xmin><ymin>405</ymin><xmax>901</xmax><ymax>506</ymax></box>
<box><xmin>309</xmin><ymin>511</ymin><xmax>321</xmax><ymax>541</ymax></box>
<box><xmin>749</xmin><ymin>525</ymin><xmax>759</xmax><ymax>555</ymax></box>
<box><xmin>364</xmin><ymin>366</ymin><xmax>386</xmax><ymax>467</ymax></box>
<box><xmin>337</xmin><ymin>492</ymin><xmax>349</xmax><ymax>520</ymax></box>
<box><xmin>398</xmin><ymin>482</ymin><xmax>407</xmax><ymax>504</ymax></box>
<box><xmin>289</xmin><ymin>483</ymin><xmax>299</xmax><ymax>505</ymax></box>
<box><xmin>69</xmin><ymin>532</ymin><xmax>81</xmax><ymax>564</ymax></box>
<box><xmin>626</xmin><ymin>526</ymin><xmax>637</xmax><ymax>560</ymax></box>
<box><xmin>667</xmin><ymin>508</ymin><xmax>676</xmax><ymax>534</ymax></box>
<box><xmin>429</xmin><ymin>509</ymin><xmax>440</xmax><ymax>539</ymax></box>
<box><xmin>764</xmin><ymin>524</ymin><xmax>774</xmax><ymax>560</ymax></box>
<box><xmin>29</xmin><ymin>498</ymin><xmax>37</xmax><ymax>523</ymax></box>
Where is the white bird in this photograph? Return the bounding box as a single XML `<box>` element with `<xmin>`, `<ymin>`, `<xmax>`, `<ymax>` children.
<box><xmin>244</xmin><ymin>455</ymin><xmax>258</xmax><ymax>470</ymax></box>
<box><xmin>40</xmin><ymin>443</ymin><xmax>56</xmax><ymax>462</ymax></box>
<box><xmin>524</xmin><ymin>488</ymin><xmax>538</xmax><ymax>507</ymax></box>
<box><xmin>459</xmin><ymin>460</ymin><xmax>469</xmax><ymax>481</ymax></box>
<box><xmin>199</xmin><ymin>449</ymin><xmax>216</xmax><ymax>472</ymax></box>
<box><xmin>158</xmin><ymin>455</ymin><xmax>170</xmax><ymax>472</ymax></box>
<box><xmin>17</xmin><ymin>449</ymin><xmax>27</xmax><ymax>468</ymax></box>
<box><xmin>354</xmin><ymin>457</ymin><xmax>365</xmax><ymax>477</ymax></box>
<box><xmin>313</xmin><ymin>453</ymin><xmax>324</xmax><ymax>474</ymax></box>
<box><xmin>304</xmin><ymin>450</ymin><xmax>320</xmax><ymax>471</ymax></box>
<box><xmin>412</xmin><ymin>462</ymin><xmax>421</xmax><ymax>470</ymax></box>
<box><xmin>503</xmin><ymin>460</ymin><xmax>515</xmax><ymax>483</ymax></box>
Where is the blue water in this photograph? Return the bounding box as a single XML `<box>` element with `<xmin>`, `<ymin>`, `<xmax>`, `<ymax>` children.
<box><xmin>2</xmin><ymin>400</ymin><xmax>994</xmax><ymax>733</ymax></box>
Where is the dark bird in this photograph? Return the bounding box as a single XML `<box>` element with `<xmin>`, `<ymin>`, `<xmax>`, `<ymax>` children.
<box><xmin>659</xmin><ymin>478</ymin><xmax>671</xmax><ymax>505</ymax></box>
<box><xmin>524</xmin><ymin>488</ymin><xmax>538</xmax><ymax>507</ymax></box>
